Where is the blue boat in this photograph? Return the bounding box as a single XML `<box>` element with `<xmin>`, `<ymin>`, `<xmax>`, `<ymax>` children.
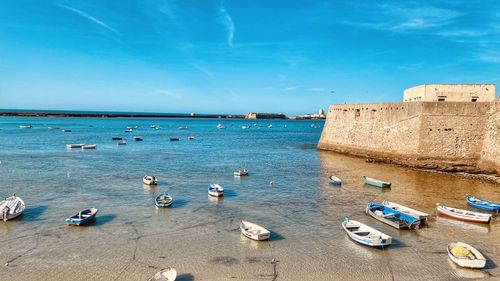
<box><xmin>365</xmin><ymin>202</ymin><xmax>420</xmax><ymax>229</ymax></box>
<box><xmin>66</xmin><ymin>208</ymin><xmax>98</xmax><ymax>226</ymax></box>
<box><xmin>465</xmin><ymin>195</ymin><xmax>500</xmax><ymax>212</ymax></box>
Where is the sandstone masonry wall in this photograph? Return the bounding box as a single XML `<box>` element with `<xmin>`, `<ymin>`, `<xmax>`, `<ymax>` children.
<box><xmin>479</xmin><ymin>100</ymin><xmax>500</xmax><ymax>174</ymax></box>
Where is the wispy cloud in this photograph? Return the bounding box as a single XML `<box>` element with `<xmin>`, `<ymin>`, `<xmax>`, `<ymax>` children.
<box><xmin>59</xmin><ymin>5</ymin><xmax>120</xmax><ymax>36</ymax></box>
<box><xmin>219</xmin><ymin>4</ymin><xmax>234</xmax><ymax>47</ymax></box>
<box><xmin>284</xmin><ymin>86</ymin><xmax>300</xmax><ymax>91</ymax></box>
<box><xmin>306</xmin><ymin>87</ymin><xmax>325</xmax><ymax>92</ymax></box>
<box><xmin>190</xmin><ymin>63</ymin><xmax>214</xmax><ymax>77</ymax></box>
<box><xmin>148</xmin><ymin>89</ymin><xmax>181</xmax><ymax>99</ymax></box>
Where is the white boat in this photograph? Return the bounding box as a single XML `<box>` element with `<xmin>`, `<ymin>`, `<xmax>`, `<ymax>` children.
<box><xmin>62</xmin><ymin>129</ymin><xmax>72</xmax><ymax>133</ymax></box>
<box><xmin>382</xmin><ymin>201</ymin><xmax>429</xmax><ymax>222</ymax></box>
<box><xmin>150</xmin><ymin>125</ymin><xmax>161</xmax><ymax>130</ymax></box>
<box><xmin>143</xmin><ymin>175</ymin><xmax>158</xmax><ymax>185</ymax></box>
<box><xmin>447</xmin><ymin>242</ymin><xmax>486</xmax><ymax>269</ymax></box>
<box><xmin>436</xmin><ymin>203</ymin><xmax>491</xmax><ymax>223</ymax></box>
<box><xmin>240</xmin><ymin>220</ymin><xmax>270</xmax><ymax>241</ymax></box>
<box><xmin>0</xmin><ymin>195</ymin><xmax>25</xmax><ymax>221</ymax></box>
<box><xmin>155</xmin><ymin>192</ymin><xmax>173</xmax><ymax>207</ymax></box>
<box><xmin>362</xmin><ymin>176</ymin><xmax>391</xmax><ymax>188</ymax></box>
<box><xmin>208</xmin><ymin>184</ymin><xmax>224</xmax><ymax>197</ymax></box>
<box><xmin>19</xmin><ymin>125</ymin><xmax>32</xmax><ymax>129</ymax></box>
<box><xmin>241</xmin><ymin>125</ymin><xmax>250</xmax><ymax>129</ymax></box>
<box><xmin>127</xmin><ymin>126</ymin><xmax>138</xmax><ymax>129</ymax></box>
<box><xmin>342</xmin><ymin>216</ymin><xmax>392</xmax><ymax>247</ymax></box>
<box><xmin>148</xmin><ymin>267</ymin><xmax>177</xmax><ymax>281</ymax></box>
<box><xmin>178</xmin><ymin>126</ymin><xmax>188</xmax><ymax>130</ymax></box>
<box><xmin>47</xmin><ymin>126</ymin><xmax>60</xmax><ymax>130</ymax></box>
<box><xmin>187</xmin><ymin>136</ymin><xmax>194</xmax><ymax>140</ymax></box>
<box><xmin>66</xmin><ymin>143</ymin><xmax>85</xmax><ymax>149</ymax></box>
<box><xmin>133</xmin><ymin>136</ymin><xmax>143</xmax><ymax>141</ymax></box>
<box><xmin>81</xmin><ymin>144</ymin><xmax>97</xmax><ymax>150</ymax></box>
<box><xmin>117</xmin><ymin>141</ymin><xmax>127</xmax><ymax>145</ymax></box>
<box><xmin>329</xmin><ymin>176</ymin><xmax>342</xmax><ymax>185</ymax></box>
<box><xmin>216</xmin><ymin>124</ymin><xmax>226</xmax><ymax>129</ymax></box>
<box><xmin>124</xmin><ymin>129</ymin><xmax>133</xmax><ymax>133</ymax></box>
<box><xmin>268</xmin><ymin>124</ymin><xmax>273</xmax><ymax>128</ymax></box>
<box><xmin>234</xmin><ymin>169</ymin><xmax>249</xmax><ymax>176</ymax></box>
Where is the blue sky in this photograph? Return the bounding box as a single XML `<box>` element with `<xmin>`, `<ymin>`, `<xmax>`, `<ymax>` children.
<box><xmin>0</xmin><ymin>0</ymin><xmax>499</xmax><ymax>114</ymax></box>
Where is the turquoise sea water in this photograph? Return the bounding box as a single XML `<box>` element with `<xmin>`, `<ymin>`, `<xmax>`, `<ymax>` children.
<box><xmin>0</xmin><ymin>117</ymin><xmax>499</xmax><ymax>280</ymax></box>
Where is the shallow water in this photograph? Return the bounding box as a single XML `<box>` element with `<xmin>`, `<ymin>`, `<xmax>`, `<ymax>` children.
<box><xmin>0</xmin><ymin>117</ymin><xmax>499</xmax><ymax>280</ymax></box>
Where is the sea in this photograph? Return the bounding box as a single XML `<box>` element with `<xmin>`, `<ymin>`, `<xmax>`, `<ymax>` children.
<box><xmin>0</xmin><ymin>117</ymin><xmax>499</xmax><ymax>280</ymax></box>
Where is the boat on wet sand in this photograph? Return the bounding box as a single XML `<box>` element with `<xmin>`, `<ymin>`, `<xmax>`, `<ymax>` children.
<box><xmin>436</xmin><ymin>203</ymin><xmax>492</xmax><ymax>223</ymax></box>
<box><xmin>65</xmin><ymin>208</ymin><xmax>98</xmax><ymax>226</ymax></box>
<box><xmin>329</xmin><ymin>176</ymin><xmax>342</xmax><ymax>185</ymax></box>
<box><xmin>447</xmin><ymin>242</ymin><xmax>486</xmax><ymax>269</ymax></box>
<box><xmin>382</xmin><ymin>200</ymin><xmax>429</xmax><ymax>222</ymax></box>
<box><xmin>234</xmin><ymin>169</ymin><xmax>249</xmax><ymax>176</ymax></box>
<box><xmin>208</xmin><ymin>184</ymin><xmax>224</xmax><ymax>197</ymax></box>
<box><xmin>465</xmin><ymin>195</ymin><xmax>500</xmax><ymax>212</ymax></box>
<box><xmin>66</xmin><ymin>143</ymin><xmax>85</xmax><ymax>149</ymax></box>
<box><xmin>342</xmin><ymin>216</ymin><xmax>392</xmax><ymax>247</ymax></box>
<box><xmin>155</xmin><ymin>192</ymin><xmax>173</xmax><ymax>207</ymax></box>
<box><xmin>148</xmin><ymin>267</ymin><xmax>177</xmax><ymax>281</ymax></box>
<box><xmin>143</xmin><ymin>175</ymin><xmax>158</xmax><ymax>185</ymax></box>
<box><xmin>240</xmin><ymin>220</ymin><xmax>270</xmax><ymax>241</ymax></box>
<box><xmin>362</xmin><ymin>176</ymin><xmax>391</xmax><ymax>188</ymax></box>
<box><xmin>366</xmin><ymin>202</ymin><xmax>420</xmax><ymax>229</ymax></box>
<box><xmin>0</xmin><ymin>195</ymin><xmax>25</xmax><ymax>221</ymax></box>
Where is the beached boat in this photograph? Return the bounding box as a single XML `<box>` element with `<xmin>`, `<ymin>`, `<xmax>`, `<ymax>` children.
<box><xmin>216</xmin><ymin>124</ymin><xmax>226</xmax><ymax>129</ymax></box>
<box><xmin>436</xmin><ymin>203</ymin><xmax>491</xmax><ymax>223</ymax></box>
<box><xmin>447</xmin><ymin>242</ymin><xmax>486</xmax><ymax>269</ymax></box>
<box><xmin>148</xmin><ymin>267</ymin><xmax>177</xmax><ymax>281</ymax></box>
<box><xmin>0</xmin><ymin>195</ymin><xmax>25</xmax><ymax>221</ymax></box>
<box><xmin>187</xmin><ymin>136</ymin><xmax>194</xmax><ymax>140</ymax></box>
<box><xmin>465</xmin><ymin>195</ymin><xmax>500</xmax><ymax>212</ymax></box>
<box><xmin>208</xmin><ymin>184</ymin><xmax>224</xmax><ymax>197</ymax></box>
<box><xmin>329</xmin><ymin>176</ymin><xmax>342</xmax><ymax>185</ymax></box>
<box><xmin>240</xmin><ymin>220</ymin><xmax>270</xmax><ymax>241</ymax></box>
<box><xmin>81</xmin><ymin>144</ymin><xmax>97</xmax><ymax>150</ymax></box>
<box><xmin>170</xmin><ymin>138</ymin><xmax>179</xmax><ymax>141</ymax></box>
<box><xmin>143</xmin><ymin>175</ymin><xmax>158</xmax><ymax>185</ymax></box>
<box><xmin>382</xmin><ymin>200</ymin><xmax>429</xmax><ymax>222</ymax></box>
<box><xmin>133</xmin><ymin>136</ymin><xmax>143</xmax><ymax>141</ymax></box>
<box><xmin>234</xmin><ymin>169</ymin><xmax>249</xmax><ymax>177</ymax></box>
<box><xmin>65</xmin><ymin>208</ymin><xmax>98</xmax><ymax>226</ymax></box>
<box><xmin>362</xmin><ymin>176</ymin><xmax>391</xmax><ymax>188</ymax></box>
<box><xmin>178</xmin><ymin>126</ymin><xmax>188</xmax><ymax>130</ymax></box>
<box><xmin>342</xmin><ymin>216</ymin><xmax>392</xmax><ymax>247</ymax></box>
<box><xmin>19</xmin><ymin>125</ymin><xmax>32</xmax><ymax>129</ymax></box>
<box><xmin>66</xmin><ymin>143</ymin><xmax>85</xmax><ymax>149</ymax></box>
<box><xmin>62</xmin><ymin>129</ymin><xmax>72</xmax><ymax>133</ymax></box>
<box><xmin>112</xmin><ymin>136</ymin><xmax>123</xmax><ymax>140</ymax></box>
<box><xmin>155</xmin><ymin>192</ymin><xmax>173</xmax><ymax>207</ymax></box>
<box><xmin>366</xmin><ymin>202</ymin><xmax>420</xmax><ymax>229</ymax></box>
<box><xmin>117</xmin><ymin>141</ymin><xmax>127</xmax><ymax>145</ymax></box>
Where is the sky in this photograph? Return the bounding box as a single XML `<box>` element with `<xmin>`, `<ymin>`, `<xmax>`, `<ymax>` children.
<box><xmin>0</xmin><ymin>0</ymin><xmax>499</xmax><ymax>115</ymax></box>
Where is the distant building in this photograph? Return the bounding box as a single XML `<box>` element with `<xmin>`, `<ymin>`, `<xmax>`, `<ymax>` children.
<box><xmin>404</xmin><ymin>84</ymin><xmax>496</xmax><ymax>102</ymax></box>
<box><xmin>245</xmin><ymin>113</ymin><xmax>287</xmax><ymax>119</ymax></box>
<box><xmin>319</xmin><ymin>108</ymin><xmax>325</xmax><ymax>116</ymax></box>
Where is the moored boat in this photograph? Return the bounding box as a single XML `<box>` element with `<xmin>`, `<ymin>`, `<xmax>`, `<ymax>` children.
<box><xmin>362</xmin><ymin>176</ymin><xmax>391</xmax><ymax>188</ymax></box>
<box><xmin>187</xmin><ymin>136</ymin><xmax>194</xmax><ymax>140</ymax></box>
<box><xmin>216</xmin><ymin>124</ymin><xmax>226</xmax><ymax>129</ymax></box>
<box><xmin>234</xmin><ymin>169</ymin><xmax>249</xmax><ymax>176</ymax></box>
<box><xmin>66</xmin><ymin>143</ymin><xmax>85</xmax><ymax>149</ymax></box>
<box><xmin>0</xmin><ymin>195</ymin><xmax>25</xmax><ymax>221</ymax></box>
<box><xmin>241</xmin><ymin>125</ymin><xmax>250</xmax><ymax>129</ymax></box>
<box><xmin>48</xmin><ymin>126</ymin><xmax>60</xmax><ymax>130</ymax></box>
<box><xmin>117</xmin><ymin>140</ymin><xmax>127</xmax><ymax>145</ymax></box>
<box><xmin>62</xmin><ymin>129</ymin><xmax>72</xmax><ymax>133</ymax></box>
<box><xmin>465</xmin><ymin>195</ymin><xmax>500</xmax><ymax>212</ymax></box>
<box><xmin>143</xmin><ymin>175</ymin><xmax>158</xmax><ymax>185</ymax></box>
<box><xmin>178</xmin><ymin>126</ymin><xmax>188</xmax><ymax>130</ymax></box>
<box><xmin>148</xmin><ymin>267</ymin><xmax>177</xmax><ymax>281</ymax></box>
<box><xmin>329</xmin><ymin>176</ymin><xmax>342</xmax><ymax>185</ymax></box>
<box><xmin>447</xmin><ymin>242</ymin><xmax>486</xmax><ymax>269</ymax></box>
<box><xmin>19</xmin><ymin>125</ymin><xmax>32</xmax><ymax>129</ymax></box>
<box><xmin>155</xmin><ymin>192</ymin><xmax>173</xmax><ymax>207</ymax></box>
<box><xmin>342</xmin><ymin>216</ymin><xmax>392</xmax><ymax>247</ymax></box>
<box><xmin>382</xmin><ymin>200</ymin><xmax>429</xmax><ymax>222</ymax></box>
<box><xmin>133</xmin><ymin>136</ymin><xmax>143</xmax><ymax>141</ymax></box>
<box><xmin>81</xmin><ymin>144</ymin><xmax>97</xmax><ymax>150</ymax></box>
<box><xmin>112</xmin><ymin>136</ymin><xmax>123</xmax><ymax>140</ymax></box>
<box><xmin>65</xmin><ymin>208</ymin><xmax>98</xmax><ymax>226</ymax></box>
<box><xmin>124</xmin><ymin>129</ymin><xmax>133</xmax><ymax>133</ymax></box>
<box><xmin>208</xmin><ymin>184</ymin><xmax>224</xmax><ymax>197</ymax></box>
<box><xmin>268</xmin><ymin>124</ymin><xmax>273</xmax><ymax>128</ymax></box>
<box><xmin>366</xmin><ymin>202</ymin><xmax>420</xmax><ymax>229</ymax></box>
<box><xmin>436</xmin><ymin>203</ymin><xmax>491</xmax><ymax>223</ymax></box>
<box><xmin>240</xmin><ymin>220</ymin><xmax>270</xmax><ymax>241</ymax></box>
<box><xmin>170</xmin><ymin>138</ymin><xmax>179</xmax><ymax>141</ymax></box>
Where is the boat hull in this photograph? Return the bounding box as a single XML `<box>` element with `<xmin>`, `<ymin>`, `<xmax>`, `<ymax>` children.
<box><xmin>436</xmin><ymin>204</ymin><xmax>491</xmax><ymax>223</ymax></box>
<box><xmin>447</xmin><ymin>242</ymin><xmax>486</xmax><ymax>269</ymax></box>
<box><xmin>382</xmin><ymin>201</ymin><xmax>429</xmax><ymax>222</ymax></box>
<box><xmin>0</xmin><ymin>196</ymin><xmax>25</xmax><ymax>221</ymax></box>
<box><xmin>66</xmin><ymin>208</ymin><xmax>98</xmax><ymax>226</ymax></box>
<box><xmin>465</xmin><ymin>195</ymin><xmax>500</xmax><ymax>212</ymax></box>
<box><xmin>362</xmin><ymin>176</ymin><xmax>391</xmax><ymax>188</ymax></box>
<box><xmin>366</xmin><ymin>202</ymin><xmax>420</xmax><ymax>229</ymax></box>
<box><xmin>342</xmin><ymin>218</ymin><xmax>392</xmax><ymax>247</ymax></box>
<box><xmin>240</xmin><ymin>221</ymin><xmax>270</xmax><ymax>241</ymax></box>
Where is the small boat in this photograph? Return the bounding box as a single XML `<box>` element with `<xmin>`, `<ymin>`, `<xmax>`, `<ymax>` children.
<box><xmin>170</xmin><ymin>138</ymin><xmax>179</xmax><ymax>141</ymax></box>
<box><xmin>241</xmin><ymin>125</ymin><xmax>250</xmax><ymax>129</ymax></box>
<box><xmin>81</xmin><ymin>144</ymin><xmax>97</xmax><ymax>150</ymax></box>
<box><xmin>62</xmin><ymin>129</ymin><xmax>72</xmax><ymax>133</ymax></box>
<box><xmin>465</xmin><ymin>195</ymin><xmax>500</xmax><ymax>212</ymax></box>
<box><xmin>240</xmin><ymin>220</ymin><xmax>270</xmax><ymax>241</ymax></box>
<box><xmin>362</xmin><ymin>176</ymin><xmax>391</xmax><ymax>188</ymax></box>
<box><xmin>148</xmin><ymin>267</ymin><xmax>177</xmax><ymax>281</ymax></box>
<box><xmin>328</xmin><ymin>176</ymin><xmax>342</xmax><ymax>185</ymax></box>
<box><xmin>342</xmin><ymin>216</ymin><xmax>392</xmax><ymax>247</ymax></box>
<box><xmin>0</xmin><ymin>195</ymin><xmax>25</xmax><ymax>221</ymax></box>
<box><xmin>133</xmin><ymin>136</ymin><xmax>143</xmax><ymax>141</ymax></box>
<box><xmin>178</xmin><ymin>126</ymin><xmax>188</xmax><ymax>130</ymax></box>
<box><xmin>436</xmin><ymin>203</ymin><xmax>491</xmax><ymax>223</ymax></box>
<box><xmin>208</xmin><ymin>184</ymin><xmax>224</xmax><ymax>197</ymax></box>
<box><xmin>143</xmin><ymin>175</ymin><xmax>158</xmax><ymax>185</ymax></box>
<box><xmin>127</xmin><ymin>126</ymin><xmax>138</xmax><ymax>129</ymax></box>
<box><xmin>150</xmin><ymin>125</ymin><xmax>160</xmax><ymax>129</ymax></box>
<box><xmin>382</xmin><ymin>200</ymin><xmax>429</xmax><ymax>222</ymax></box>
<box><xmin>112</xmin><ymin>137</ymin><xmax>123</xmax><ymax>140</ymax></box>
<box><xmin>234</xmin><ymin>169</ymin><xmax>249</xmax><ymax>176</ymax></box>
<box><xmin>19</xmin><ymin>125</ymin><xmax>32</xmax><ymax>129</ymax></box>
<box><xmin>155</xmin><ymin>192</ymin><xmax>173</xmax><ymax>207</ymax></box>
<box><xmin>117</xmin><ymin>141</ymin><xmax>127</xmax><ymax>145</ymax></box>
<box><xmin>187</xmin><ymin>136</ymin><xmax>194</xmax><ymax>140</ymax></box>
<box><xmin>447</xmin><ymin>242</ymin><xmax>486</xmax><ymax>269</ymax></box>
<box><xmin>47</xmin><ymin>126</ymin><xmax>60</xmax><ymax>130</ymax></box>
<box><xmin>366</xmin><ymin>202</ymin><xmax>420</xmax><ymax>229</ymax></box>
<box><xmin>124</xmin><ymin>129</ymin><xmax>133</xmax><ymax>133</ymax></box>
<box><xmin>216</xmin><ymin>124</ymin><xmax>226</xmax><ymax>129</ymax></box>
<box><xmin>65</xmin><ymin>208</ymin><xmax>98</xmax><ymax>226</ymax></box>
<box><xmin>268</xmin><ymin>124</ymin><xmax>273</xmax><ymax>128</ymax></box>
<box><xmin>66</xmin><ymin>143</ymin><xmax>85</xmax><ymax>149</ymax></box>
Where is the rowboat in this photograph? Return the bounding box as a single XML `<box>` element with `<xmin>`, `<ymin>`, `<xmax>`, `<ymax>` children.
<box><xmin>143</xmin><ymin>175</ymin><xmax>158</xmax><ymax>185</ymax></box>
<box><xmin>117</xmin><ymin>141</ymin><xmax>126</xmax><ymax>145</ymax></box>
<box><xmin>447</xmin><ymin>242</ymin><xmax>486</xmax><ymax>269</ymax></box>
<box><xmin>240</xmin><ymin>220</ymin><xmax>270</xmax><ymax>241</ymax></box>
<box><xmin>19</xmin><ymin>125</ymin><xmax>32</xmax><ymax>129</ymax></box>
<box><xmin>66</xmin><ymin>143</ymin><xmax>85</xmax><ymax>149</ymax></box>
<box><xmin>216</xmin><ymin>124</ymin><xmax>226</xmax><ymax>129</ymax></box>
<box><xmin>342</xmin><ymin>216</ymin><xmax>392</xmax><ymax>247</ymax></box>
<box><xmin>436</xmin><ymin>203</ymin><xmax>491</xmax><ymax>223</ymax></box>
<box><xmin>362</xmin><ymin>176</ymin><xmax>391</xmax><ymax>188</ymax></box>
<box><xmin>48</xmin><ymin>126</ymin><xmax>60</xmax><ymax>130</ymax></box>
<box><xmin>124</xmin><ymin>129</ymin><xmax>133</xmax><ymax>133</ymax></box>
<box><xmin>241</xmin><ymin>125</ymin><xmax>250</xmax><ymax>129</ymax></box>
<box><xmin>65</xmin><ymin>208</ymin><xmax>98</xmax><ymax>226</ymax></box>
<box><xmin>208</xmin><ymin>184</ymin><xmax>224</xmax><ymax>197</ymax></box>
<box><xmin>127</xmin><ymin>126</ymin><xmax>138</xmax><ymax>129</ymax></box>
<box><xmin>178</xmin><ymin>126</ymin><xmax>188</xmax><ymax>130</ymax></box>
<box><xmin>170</xmin><ymin>138</ymin><xmax>179</xmax><ymax>141</ymax></box>
<box><xmin>329</xmin><ymin>176</ymin><xmax>342</xmax><ymax>185</ymax></box>
<box><xmin>465</xmin><ymin>195</ymin><xmax>500</xmax><ymax>212</ymax></box>
<box><xmin>62</xmin><ymin>129</ymin><xmax>72</xmax><ymax>133</ymax></box>
<box><xmin>234</xmin><ymin>169</ymin><xmax>249</xmax><ymax>176</ymax></box>
<box><xmin>112</xmin><ymin>137</ymin><xmax>123</xmax><ymax>140</ymax></box>
<box><xmin>187</xmin><ymin>136</ymin><xmax>194</xmax><ymax>140</ymax></box>
<box><xmin>268</xmin><ymin>124</ymin><xmax>273</xmax><ymax>128</ymax></box>
<box><xmin>81</xmin><ymin>144</ymin><xmax>97</xmax><ymax>150</ymax></box>
<box><xmin>133</xmin><ymin>136</ymin><xmax>143</xmax><ymax>141</ymax></box>
<box><xmin>366</xmin><ymin>202</ymin><xmax>420</xmax><ymax>229</ymax></box>
<box><xmin>382</xmin><ymin>200</ymin><xmax>429</xmax><ymax>222</ymax></box>
<box><xmin>155</xmin><ymin>192</ymin><xmax>173</xmax><ymax>207</ymax></box>
<box><xmin>150</xmin><ymin>125</ymin><xmax>160</xmax><ymax>129</ymax></box>
<box><xmin>148</xmin><ymin>267</ymin><xmax>177</xmax><ymax>281</ymax></box>
<box><xmin>0</xmin><ymin>195</ymin><xmax>25</xmax><ymax>221</ymax></box>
